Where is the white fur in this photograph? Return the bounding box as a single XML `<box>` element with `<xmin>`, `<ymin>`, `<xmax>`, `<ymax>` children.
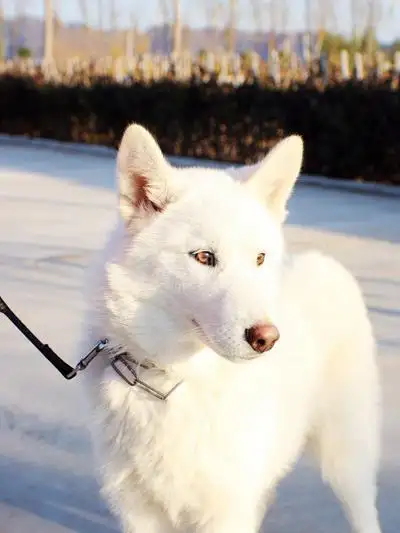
<box><xmin>81</xmin><ymin>124</ymin><xmax>382</xmax><ymax>533</ymax></box>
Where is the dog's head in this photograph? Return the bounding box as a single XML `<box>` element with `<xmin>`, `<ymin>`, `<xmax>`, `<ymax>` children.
<box><xmin>103</xmin><ymin>124</ymin><xmax>303</xmax><ymax>364</ymax></box>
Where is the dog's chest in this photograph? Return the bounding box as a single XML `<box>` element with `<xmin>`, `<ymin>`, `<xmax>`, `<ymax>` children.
<box><xmin>100</xmin><ymin>376</ymin><xmax>279</xmax><ymax>519</ymax></box>
<box><xmin>97</xmin><ymin>348</ymin><xmax>321</xmax><ymax>525</ymax></box>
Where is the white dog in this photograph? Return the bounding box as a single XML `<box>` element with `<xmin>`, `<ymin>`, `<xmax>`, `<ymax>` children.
<box><xmin>81</xmin><ymin>124</ymin><xmax>382</xmax><ymax>533</ymax></box>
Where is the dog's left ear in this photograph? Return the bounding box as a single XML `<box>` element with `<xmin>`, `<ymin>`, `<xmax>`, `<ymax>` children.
<box><xmin>117</xmin><ymin>123</ymin><xmax>174</xmax><ymax>227</ymax></box>
<box><xmin>240</xmin><ymin>136</ymin><xmax>304</xmax><ymax>223</ymax></box>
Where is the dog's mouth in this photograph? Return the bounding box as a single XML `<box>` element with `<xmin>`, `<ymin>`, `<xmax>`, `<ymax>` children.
<box><xmin>191</xmin><ymin>318</ymin><xmax>209</xmax><ymax>344</ymax></box>
<box><xmin>191</xmin><ymin>318</ymin><xmax>222</xmax><ymax>354</ymax></box>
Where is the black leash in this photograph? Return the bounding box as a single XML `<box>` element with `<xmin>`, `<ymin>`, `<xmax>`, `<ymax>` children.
<box><xmin>0</xmin><ymin>295</ymin><xmax>182</xmax><ymax>400</ymax></box>
<box><xmin>0</xmin><ymin>295</ymin><xmax>108</xmax><ymax>380</ymax></box>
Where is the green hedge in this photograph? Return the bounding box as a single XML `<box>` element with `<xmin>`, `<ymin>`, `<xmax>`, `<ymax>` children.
<box><xmin>0</xmin><ymin>74</ymin><xmax>399</xmax><ymax>184</ymax></box>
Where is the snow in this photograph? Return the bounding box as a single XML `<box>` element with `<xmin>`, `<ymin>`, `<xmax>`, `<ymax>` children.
<box><xmin>0</xmin><ymin>143</ymin><xmax>399</xmax><ymax>533</ymax></box>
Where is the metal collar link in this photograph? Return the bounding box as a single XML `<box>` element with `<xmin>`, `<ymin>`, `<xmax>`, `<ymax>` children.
<box><xmin>110</xmin><ymin>354</ymin><xmax>182</xmax><ymax>400</ymax></box>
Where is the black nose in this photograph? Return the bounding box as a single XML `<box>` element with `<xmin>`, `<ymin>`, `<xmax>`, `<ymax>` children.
<box><xmin>244</xmin><ymin>323</ymin><xmax>280</xmax><ymax>353</ymax></box>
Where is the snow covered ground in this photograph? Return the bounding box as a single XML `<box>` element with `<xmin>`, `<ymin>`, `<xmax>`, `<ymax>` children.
<box><xmin>0</xmin><ymin>143</ymin><xmax>399</xmax><ymax>533</ymax></box>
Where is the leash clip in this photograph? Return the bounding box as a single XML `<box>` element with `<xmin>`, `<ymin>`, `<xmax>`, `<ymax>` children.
<box><xmin>65</xmin><ymin>338</ymin><xmax>109</xmax><ymax>379</ymax></box>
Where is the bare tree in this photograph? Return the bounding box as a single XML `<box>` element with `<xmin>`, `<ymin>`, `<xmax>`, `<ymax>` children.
<box><xmin>303</xmin><ymin>0</ymin><xmax>315</xmax><ymax>58</ymax></box>
<box><xmin>125</xmin><ymin>12</ymin><xmax>136</xmax><ymax>58</ymax></box>
<box><xmin>314</xmin><ymin>0</ymin><xmax>331</xmax><ymax>53</ymax></box>
<box><xmin>98</xmin><ymin>0</ymin><xmax>103</xmax><ymax>30</ymax></box>
<box><xmin>364</xmin><ymin>0</ymin><xmax>381</xmax><ymax>56</ymax></box>
<box><xmin>0</xmin><ymin>0</ymin><xmax>4</xmax><ymax>60</ymax></box>
<box><xmin>267</xmin><ymin>0</ymin><xmax>278</xmax><ymax>53</ymax></box>
<box><xmin>78</xmin><ymin>0</ymin><xmax>89</xmax><ymax>28</ymax></box>
<box><xmin>350</xmin><ymin>0</ymin><xmax>358</xmax><ymax>40</ymax></box>
<box><xmin>44</xmin><ymin>0</ymin><xmax>54</xmax><ymax>61</ymax></box>
<box><xmin>213</xmin><ymin>1</ymin><xmax>224</xmax><ymax>51</ymax></box>
<box><xmin>320</xmin><ymin>0</ymin><xmax>337</xmax><ymax>33</ymax></box>
<box><xmin>13</xmin><ymin>0</ymin><xmax>28</xmax><ymax>55</ymax></box>
<box><xmin>158</xmin><ymin>0</ymin><xmax>171</xmax><ymax>53</ymax></box>
<box><xmin>305</xmin><ymin>0</ymin><xmax>312</xmax><ymax>34</ymax></box>
<box><xmin>110</xmin><ymin>0</ymin><xmax>117</xmax><ymax>30</ymax></box>
<box><xmin>276</xmin><ymin>0</ymin><xmax>289</xmax><ymax>32</ymax></box>
<box><xmin>227</xmin><ymin>0</ymin><xmax>236</xmax><ymax>55</ymax></box>
<box><xmin>250</xmin><ymin>0</ymin><xmax>262</xmax><ymax>32</ymax></box>
<box><xmin>172</xmin><ymin>0</ymin><xmax>182</xmax><ymax>55</ymax></box>
<box><xmin>159</xmin><ymin>0</ymin><xmax>171</xmax><ymax>24</ymax></box>
<box><xmin>203</xmin><ymin>0</ymin><xmax>215</xmax><ymax>27</ymax></box>
<box><xmin>78</xmin><ymin>0</ymin><xmax>91</xmax><ymax>50</ymax></box>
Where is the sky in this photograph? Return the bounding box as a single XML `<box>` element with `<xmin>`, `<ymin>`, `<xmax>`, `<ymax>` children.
<box><xmin>3</xmin><ymin>0</ymin><xmax>400</xmax><ymax>43</ymax></box>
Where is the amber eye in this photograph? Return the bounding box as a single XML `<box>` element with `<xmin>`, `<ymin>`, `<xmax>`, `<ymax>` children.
<box><xmin>257</xmin><ymin>253</ymin><xmax>265</xmax><ymax>266</ymax></box>
<box><xmin>190</xmin><ymin>250</ymin><xmax>217</xmax><ymax>267</ymax></box>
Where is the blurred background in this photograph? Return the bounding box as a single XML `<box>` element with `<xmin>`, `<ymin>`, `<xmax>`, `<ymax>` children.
<box><xmin>0</xmin><ymin>1</ymin><xmax>399</xmax><ymax>81</ymax></box>
<box><xmin>0</xmin><ymin>5</ymin><xmax>399</xmax><ymax>533</ymax></box>
<box><xmin>0</xmin><ymin>1</ymin><xmax>399</xmax><ymax>185</ymax></box>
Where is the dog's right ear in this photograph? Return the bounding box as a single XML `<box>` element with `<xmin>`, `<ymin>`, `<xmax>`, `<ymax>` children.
<box><xmin>117</xmin><ymin>124</ymin><xmax>173</xmax><ymax>227</ymax></box>
<box><xmin>230</xmin><ymin>135</ymin><xmax>303</xmax><ymax>223</ymax></box>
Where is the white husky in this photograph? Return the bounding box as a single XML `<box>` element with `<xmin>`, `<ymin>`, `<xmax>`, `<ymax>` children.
<box><xmin>81</xmin><ymin>124</ymin><xmax>382</xmax><ymax>533</ymax></box>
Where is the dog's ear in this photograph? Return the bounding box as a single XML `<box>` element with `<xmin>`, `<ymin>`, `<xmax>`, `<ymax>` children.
<box><xmin>117</xmin><ymin>124</ymin><xmax>173</xmax><ymax>226</ymax></box>
<box><xmin>240</xmin><ymin>136</ymin><xmax>303</xmax><ymax>223</ymax></box>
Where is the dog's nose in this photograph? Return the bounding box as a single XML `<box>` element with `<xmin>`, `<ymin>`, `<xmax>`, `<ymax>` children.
<box><xmin>244</xmin><ymin>323</ymin><xmax>280</xmax><ymax>353</ymax></box>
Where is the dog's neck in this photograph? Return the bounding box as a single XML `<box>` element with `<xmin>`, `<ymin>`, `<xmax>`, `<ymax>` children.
<box><xmin>101</xmin><ymin>339</ymin><xmax>185</xmax><ymax>401</ymax></box>
<box><xmin>100</xmin><ymin>328</ymin><xmax>234</xmax><ymax>402</ymax></box>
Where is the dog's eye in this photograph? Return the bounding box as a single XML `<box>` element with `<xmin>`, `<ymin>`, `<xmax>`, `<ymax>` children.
<box><xmin>257</xmin><ymin>253</ymin><xmax>265</xmax><ymax>266</ymax></box>
<box><xmin>190</xmin><ymin>250</ymin><xmax>217</xmax><ymax>267</ymax></box>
